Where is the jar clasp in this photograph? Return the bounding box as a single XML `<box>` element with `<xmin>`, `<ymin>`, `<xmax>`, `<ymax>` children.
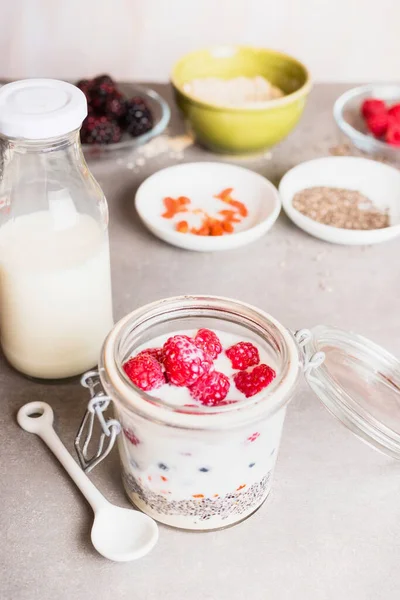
<box><xmin>75</xmin><ymin>370</ymin><xmax>121</xmax><ymax>473</ymax></box>
<box><xmin>294</xmin><ymin>329</ymin><xmax>325</xmax><ymax>374</ymax></box>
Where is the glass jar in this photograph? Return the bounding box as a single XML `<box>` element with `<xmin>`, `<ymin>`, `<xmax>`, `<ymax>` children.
<box><xmin>78</xmin><ymin>296</ymin><xmax>302</xmax><ymax>530</ymax></box>
<box><xmin>0</xmin><ymin>79</ymin><xmax>113</xmax><ymax>379</ymax></box>
<box><xmin>77</xmin><ymin>295</ymin><xmax>400</xmax><ymax>531</ymax></box>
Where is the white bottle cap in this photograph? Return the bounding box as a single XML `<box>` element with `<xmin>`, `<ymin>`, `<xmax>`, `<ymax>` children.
<box><xmin>0</xmin><ymin>79</ymin><xmax>88</xmax><ymax>140</ymax></box>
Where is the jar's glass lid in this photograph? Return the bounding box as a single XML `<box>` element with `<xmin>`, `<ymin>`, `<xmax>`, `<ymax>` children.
<box><xmin>300</xmin><ymin>326</ymin><xmax>400</xmax><ymax>459</ymax></box>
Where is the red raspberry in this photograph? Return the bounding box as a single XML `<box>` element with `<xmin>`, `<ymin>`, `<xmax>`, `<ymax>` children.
<box><xmin>189</xmin><ymin>371</ymin><xmax>230</xmax><ymax>406</ymax></box>
<box><xmin>194</xmin><ymin>328</ymin><xmax>222</xmax><ymax>359</ymax></box>
<box><xmin>388</xmin><ymin>104</ymin><xmax>400</xmax><ymax>122</ymax></box>
<box><xmin>234</xmin><ymin>364</ymin><xmax>276</xmax><ymax>398</ymax></box>
<box><xmin>226</xmin><ymin>342</ymin><xmax>260</xmax><ymax>370</ymax></box>
<box><xmin>386</xmin><ymin>122</ymin><xmax>400</xmax><ymax>146</ymax></box>
<box><xmin>361</xmin><ymin>98</ymin><xmax>386</xmax><ymax>119</ymax></box>
<box><xmin>123</xmin><ymin>354</ymin><xmax>165</xmax><ymax>391</ymax></box>
<box><xmin>366</xmin><ymin>113</ymin><xmax>389</xmax><ymax>137</ymax></box>
<box><xmin>136</xmin><ymin>347</ymin><xmax>164</xmax><ymax>363</ymax></box>
<box><xmin>163</xmin><ymin>335</ymin><xmax>212</xmax><ymax>387</ymax></box>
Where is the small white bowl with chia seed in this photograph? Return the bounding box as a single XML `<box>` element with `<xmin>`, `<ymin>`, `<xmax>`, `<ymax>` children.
<box><xmin>279</xmin><ymin>156</ymin><xmax>400</xmax><ymax>245</ymax></box>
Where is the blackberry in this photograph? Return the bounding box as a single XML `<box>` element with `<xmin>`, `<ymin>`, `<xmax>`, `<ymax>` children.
<box><xmin>122</xmin><ymin>96</ymin><xmax>153</xmax><ymax>137</ymax></box>
<box><xmin>105</xmin><ymin>92</ymin><xmax>127</xmax><ymax>119</ymax></box>
<box><xmin>90</xmin><ymin>82</ymin><xmax>116</xmax><ymax>111</ymax></box>
<box><xmin>80</xmin><ymin>115</ymin><xmax>122</xmax><ymax>145</ymax></box>
<box><xmin>93</xmin><ymin>74</ymin><xmax>115</xmax><ymax>87</ymax></box>
<box><xmin>76</xmin><ymin>79</ymin><xmax>93</xmax><ymax>101</ymax></box>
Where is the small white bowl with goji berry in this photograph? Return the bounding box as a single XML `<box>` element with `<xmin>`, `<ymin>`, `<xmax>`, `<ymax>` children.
<box><xmin>135</xmin><ymin>162</ymin><xmax>281</xmax><ymax>251</ymax></box>
<box><xmin>334</xmin><ymin>84</ymin><xmax>400</xmax><ymax>162</ymax></box>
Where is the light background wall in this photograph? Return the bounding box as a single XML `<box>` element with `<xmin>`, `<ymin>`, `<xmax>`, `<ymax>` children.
<box><xmin>2</xmin><ymin>0</ymin><xmax>399</xmax><ymax>83</ymax></box>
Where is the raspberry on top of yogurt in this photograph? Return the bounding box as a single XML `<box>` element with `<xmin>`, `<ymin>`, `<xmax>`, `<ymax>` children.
<box><xmin>226</xmin><ymin>341</ymin><xmax>260</xmax><ymax>370</ymax></box>
<box><xmin>234</xmin><ymin>364</ymin><xmax>276</xmax><ymax>398</ymax></box>
<box><xmin>189</xmin><ymin>371</ymin><xmax>230</xmax><ymax>405</ymax></box>
<box><xmin>163</xmin><ymin>334</ymin><xmax>213</xmax><ymax>387</ymax></box>
<box><xmin>136</xmin><ymin>347</ymin><xmax>164</xmax><ymax>364</ymax></box>
<box><xmin>194</xmin><ymin>328</ymin><xmax>222</xmax><ymax>360</ymax></box>
<box><xmin>123</xmin><ymin>353</ymin><xmax>165</xmax><ymax>391</ymax></box>
<box><xmin>122</xmin><ymin>328</ymin><xmax>276</xmax><ymax>405</ymax></box>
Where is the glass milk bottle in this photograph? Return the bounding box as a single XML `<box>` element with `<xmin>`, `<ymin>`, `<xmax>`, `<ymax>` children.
<box><xmin>0</xmin><ymin>79</ymin><xmax>114</xmax><ymax>379</ymax></box>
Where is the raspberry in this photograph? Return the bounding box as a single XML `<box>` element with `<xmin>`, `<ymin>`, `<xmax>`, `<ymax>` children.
<box><xmin>366</xmin><ymin>113</ymin><xmax>389</xmax><ymax>137</ymax></box>
<box><xmin>80</xmin><ymin>115</ymin><xmax>122</xmax><ymax>144</ymax></box>
<box><xmin>189</xmin><ymin>371</ymin><xmax>230</xmax><ymax>406</ymax></box>
<box><xmin>234</xmin><ymin>364</ymin><xmax>276</xmax><ymax>398</ymax></box>
<box><xmin>226</xmin><ymin>342</ymin><xmax>260</xmax><ymax>370</ymax></box>
<box><xmin>136</xmin><ymin>347</ymin><xmax>164</xmax><ymax>363</ymax></box>
<box><xmin>123</xmin><ymin>354</ymin><xmax>165</xmax><ymax>391</ymax></box>
<box><xmin>163</xmin><ymin>335</ymin><xmax>212</xmax><ymax>387</ymax></box>
<box><xmin>361</xmin><ymin>98</ymin><xmax>386</xmax><ymax>119</ymax></box>
<box><xmin>194</xmin><ymin>329</ymin><xmax>222</xmax><ymax>359</ymax></box>
<box><xmin>386</xmin><ymin>122</ymin><xmax>400</xmax><ymax>146</ymax></box>
<box><xmin>388</xmin><ymin>103</ymin><xmax>400</xmax><ymax>122</ymax></box>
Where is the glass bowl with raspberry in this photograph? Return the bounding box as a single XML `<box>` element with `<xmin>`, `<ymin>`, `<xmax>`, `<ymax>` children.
<box><xmin>334</xmin><ymin>84</ymin><xmax>400</xmax><ymax>163</ymax></box>
<box><xmin>76</xmin><ymin>75</ymin><xmax>170</xmax><ymax>157</ymax></box>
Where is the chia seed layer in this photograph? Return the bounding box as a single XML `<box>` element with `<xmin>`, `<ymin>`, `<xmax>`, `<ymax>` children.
<box><xmin>122</xmin><ymin>469</ymin><xmax>272</xmax><ymax>522</ymax></box>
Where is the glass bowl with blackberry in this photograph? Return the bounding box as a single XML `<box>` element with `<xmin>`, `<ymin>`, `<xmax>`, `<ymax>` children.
<box><xmin>76</xmin><ymin>75</ymin><xmax>170</xmax><ymax>156</ymax></box>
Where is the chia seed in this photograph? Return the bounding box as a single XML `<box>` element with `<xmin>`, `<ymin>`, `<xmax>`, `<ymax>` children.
<box><xmin>292</xmin><ymin>186</ymin><xmax>389</xmax><ymax>230</ymax></box>
<box><xmin>122</xmin><ymin>470</ymin><xmax>271</xmax><ymax>521</ymax></box>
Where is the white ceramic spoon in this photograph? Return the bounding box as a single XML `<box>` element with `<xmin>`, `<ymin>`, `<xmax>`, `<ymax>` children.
<box><xmin>17</xmin><ymin>401</ymin><xmax>158</xmax><ymax>562</ymax></box>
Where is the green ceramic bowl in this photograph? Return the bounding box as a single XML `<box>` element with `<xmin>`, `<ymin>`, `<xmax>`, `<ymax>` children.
<box><xmin>171</xmin><ymin>46</ymin><xmax>311</xmax><ymax>154</ymax></box>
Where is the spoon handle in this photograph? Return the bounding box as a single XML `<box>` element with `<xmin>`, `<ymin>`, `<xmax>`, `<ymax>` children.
<box><xmin>17</xmin><ymin>401</ymin><xmax>108</xmax><ymax>513</ymax></box>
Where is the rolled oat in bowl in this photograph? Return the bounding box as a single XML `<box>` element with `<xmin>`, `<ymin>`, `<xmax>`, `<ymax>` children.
<box><xmin>183</xmin><ymin>76</ymin><xmax>284</xmax><ymax>107</ymax></box>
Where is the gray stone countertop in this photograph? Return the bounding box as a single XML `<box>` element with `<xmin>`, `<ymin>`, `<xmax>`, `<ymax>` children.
<box><xmin>2</xmin><ymin>83</ymin><xmax>400</xmax><ymax>600</ymax></box>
